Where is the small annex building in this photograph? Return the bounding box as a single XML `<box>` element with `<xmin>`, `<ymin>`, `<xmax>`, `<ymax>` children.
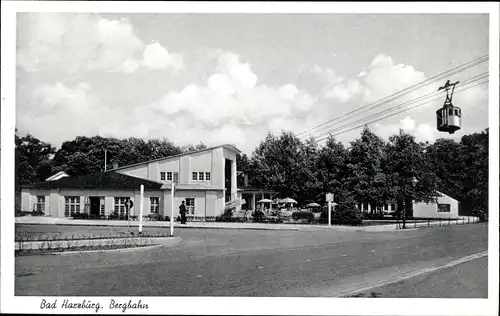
<box><xmin>19</xmin><ymin>144</ymin><xmax>241</xmax><ymax>220</ymax></box>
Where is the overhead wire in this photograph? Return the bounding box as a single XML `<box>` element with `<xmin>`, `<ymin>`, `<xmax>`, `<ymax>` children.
<box><xmin>311</xmin><ymin>72</ymin><xmax>488</xmax><ymax>142</ymax></box>
<box><xmin>296</xmin><ymin>54</ymin><xmax>489</xmax><ymax>139</ymax></box>
<box><xmin>314</xmin><ymin>77</ymin><xmax>489</xmax><ymax>143</ymax></box>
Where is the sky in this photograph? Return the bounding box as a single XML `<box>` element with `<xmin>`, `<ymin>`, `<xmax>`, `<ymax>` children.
<box><xmin>16</xmin><ymin>13</ymin><xmax>489</xmax><ymax>155</ymax></box>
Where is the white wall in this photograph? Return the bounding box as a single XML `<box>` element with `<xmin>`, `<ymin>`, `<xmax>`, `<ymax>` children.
<box><xmin>117</xmin><ymin>165</ymin><xmax>148</xmax><ymax>180</ymax></box>
<box><xmin>413</xmin><ymin>194</ymin><xmax>459</xmax><ymax>219</ymax></box>
<box><xmin>174</xmin><ymin>190</ymin><xmax>206</xmax><ymax>217</ymax></box>
<box><xmin>22</xmin><ymin>188</ymin><xmax>164</xmax><ymax>218</ymax></box>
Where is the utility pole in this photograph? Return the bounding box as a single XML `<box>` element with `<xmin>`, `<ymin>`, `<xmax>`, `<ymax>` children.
<box><xmin>104</xmin><ymin>149</ymin><xmax>107</xmax><ymax>172</ymax></box>
<box><xmin>139</xmin><ymin>185</ymin><xmax>144</xmax><ymax>235</ymax></box>
<box><xmin>170</xmin><ymin>183</ymin><xmax>175</xmax><ymax>236</ymax></box>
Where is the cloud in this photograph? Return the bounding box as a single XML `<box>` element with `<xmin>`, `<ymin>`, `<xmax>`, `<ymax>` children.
<box><xmin>17</xmin><ymin>51</ymin><xmax>318</xmax><ymax>153</ymax></box>
<box><xmin>17</xmin><ymin>13</ymin><xmax>182</xmax><ymax>74</ymax></box>
<box><xmin>322</xmin><ymin>54</ymin><xmax>426</xmax><ymax>104</ymax></box>
<box><xmin>142</xmin><ymin>42</ymin><xmax>183</xmax><ymax>71</ymax></box>
<box><xmin>373</xmin><ymin>116</ymin><xmax>436</xmax><ymax>143</ymax></box>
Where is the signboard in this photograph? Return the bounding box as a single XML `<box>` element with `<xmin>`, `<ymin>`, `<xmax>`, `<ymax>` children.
<box><xmin>326</xmin><ymin>193</ymin><xmax>334</xmax><ymax>202</ymax></box>
<box><xmin>125</xmin><ymin>199</ymin><xmax>134</xmax><ymax>210</ymax></box>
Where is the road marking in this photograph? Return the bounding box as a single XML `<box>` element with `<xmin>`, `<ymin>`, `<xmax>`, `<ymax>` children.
<box><xmin>339</xmin><ymin>251</ymin><xmax>488</xmax><ymax>297</ymax></box>
<box><xmin>342</xmin><ymin>254</ymin><xmax>348</xmax><ymax>257</ymax></box>
<box><xmin>306</xmin><ymin>260</ymin><xmax>311</xmax><ymax>262</ymax></box>
<box><xmin>258</xmin><ymin>266</ymin><xmax>263</xmax><ymax>269</ymax></box>
<box><xmin>197</xmin><ymin>274</ymin><xmax>202</xmax><ymax>278</ymax></box>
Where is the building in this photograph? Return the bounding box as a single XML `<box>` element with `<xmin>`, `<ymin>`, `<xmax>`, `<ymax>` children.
<box><xmin>358</xmin><ymin>191</ymin><xmax>460</xmax><ymax>219</ymax></box>
<box><xmin>45</xmin><ymin>171</ymin><xmax>70</xmax><ymax>181</ymax></box>
<box><xmin>19</xmin><ymin>144</ymin><xmax>241</xmax><ymax>220</ymax></box>
<box><xmin>412</xmin><ymin>191</ymin><xmax>459</xmax><ymax>219</ymax></box>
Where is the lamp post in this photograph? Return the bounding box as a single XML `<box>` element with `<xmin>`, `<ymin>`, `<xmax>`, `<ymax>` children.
<box><xmin>403</xmin><ymin>176</ymin><xmax>418</xmax><ymax>229</ymax></box>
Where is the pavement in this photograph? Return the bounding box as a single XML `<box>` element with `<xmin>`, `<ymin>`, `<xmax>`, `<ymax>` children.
<box><xmin>15</xmin><ymin>222</ymin><xmax>488</xmax><ymax>297</ymax></box>
<box><xmin>14</xmin><ymin>215</ymin><xmax>481</xmax><ymax>232</ymax></box>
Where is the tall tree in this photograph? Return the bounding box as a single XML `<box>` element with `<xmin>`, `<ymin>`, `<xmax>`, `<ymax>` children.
<box><xmin>459</xmin><ymin>129</ymin><xmax>489</xmax><ymax>219</ymax></box>
<box><xmin>316</xmin><ymin>135</ymin><xmax>349</xmax><ymax>203</ymax></box>
<box><xmin>384</xmin><ymin>130</ymin><xmax>440</xmax><ymax>218</ymax></box>
<box><xmin>345</xmin><ymin>126</ymin><xmax>388</xmax><ymax>212</ymax></box>
<box><xmin>250</xmin><ymin>132</ymin><xmax>318</xmax><ymax>202</ymax></box>
<box><xmin>15</xmin><ymin>133</ymin><xmax>56</xmax><ymax>184</ymax></box>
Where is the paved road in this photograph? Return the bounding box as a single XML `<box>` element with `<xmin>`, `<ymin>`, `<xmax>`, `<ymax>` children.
<box><xmin>351</xmin><ymin>256</ymin><xmax>488</xmax><ymax>298</ymax></box>
<box><xmin>15</xmin><ymin>223</ymin><xmax>488</xmax><ymax>297</ymax></box>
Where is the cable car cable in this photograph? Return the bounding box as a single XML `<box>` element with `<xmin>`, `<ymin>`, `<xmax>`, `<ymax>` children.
<box><xmin>302</xmin><ymin>72</ymin><xmax>488</xmax><ymax>140</ymax></box>
<box><xmin>296</xmin><ymin>54</ymin><xmax>489</xmax><ymax>139</ymax></box>
<box><xmin>298</xmin><ymin>57</ymin><xmax>488</xmax><ymax>140</ymax></box>
<box><xmin>314</xmin><ymin>79</ymin><xmax>488</xmax><ymax>143</ymax></box>
<box><xmin>309</xmin><ymin>73</ymin><xmax>488</xmax><ymax>140</ymax></box>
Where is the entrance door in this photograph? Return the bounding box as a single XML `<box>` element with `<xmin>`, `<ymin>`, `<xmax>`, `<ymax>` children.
<box><xmin>89</xmin><ymin>197</ymin><xmax>101</xmax><ymax>218</ymax></box>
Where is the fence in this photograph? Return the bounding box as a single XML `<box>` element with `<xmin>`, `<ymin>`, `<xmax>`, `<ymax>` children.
<box><xmin>396</xmin><ymin>216</ymin><xmax>481</xmax><ymax>229</ymax></box>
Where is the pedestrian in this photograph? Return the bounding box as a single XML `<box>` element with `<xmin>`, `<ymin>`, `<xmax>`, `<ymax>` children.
<box><xmin>179</xmin><ymin>200</ymin><xmax>187</xmax><ymax>224</ymax></box>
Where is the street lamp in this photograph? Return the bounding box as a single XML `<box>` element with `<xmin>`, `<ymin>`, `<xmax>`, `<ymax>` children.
<box><xmin>402</xmin><ymin>176</ymin><xmax>418</xmax><ymax>229</ymax></box>
<box><xmin>410</xmin><ymin>176</ymin><xmax>418</xmax><ymax>188</ymax></box>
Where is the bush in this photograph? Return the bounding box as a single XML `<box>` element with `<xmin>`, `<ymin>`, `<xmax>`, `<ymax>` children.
<box><xmin>148</xmin><ymin>213</ymin><xmax>163</xmax><ymax>221</ymax></box>
<box><xmin>31</xmin><ymin>211</ymin><xmax>45</xmax><ymax>216</ymax></box>
<box><xmin>72</xmin><ymin>213</ymin><xmax>89</xmax><ymax>219</ymax></box>
<box><xmin>292</xmin><ymin>211</ymin><xmax>315</xmax><ymax>222</ymax></box>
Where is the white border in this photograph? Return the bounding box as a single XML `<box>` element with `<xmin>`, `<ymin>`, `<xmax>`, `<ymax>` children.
<box><xmin>1</xmin><ymin>1</ymin><xmax>499</xmax><ymax>315</ymax></box>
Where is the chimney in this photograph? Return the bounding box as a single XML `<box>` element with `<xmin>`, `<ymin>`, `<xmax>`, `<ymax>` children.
<box><xmin>244</xmin><ymin>173</ymin><xmax>249</xmax><ymax>188</ymax></box>
<box><xmin>113</xmin><ymin>162</ymin><xmax>119</xmax><ymax>169</ymax></box>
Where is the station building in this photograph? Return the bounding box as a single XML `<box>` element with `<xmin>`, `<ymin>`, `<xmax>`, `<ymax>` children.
<box><xmin>20</xmin><ymin>144</ymin><xmax>241</xmax><ymax>220</ymax></box>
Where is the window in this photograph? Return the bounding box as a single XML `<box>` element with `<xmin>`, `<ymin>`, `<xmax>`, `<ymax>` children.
<box><xmin>455</xmin><ymin>108</ymin><xmax>461</xmax><ymax>117</ymax></box>
<box><xmin>205</xmin><ymin>172</ymin><xmax>211</xmax><ymax>181</ymax></box>
<box><xmin>35</xmin><ymin>196</ymin><xmax>46</xmax><ymax>213</ymax></box>
<box><xmin>167</xmin><ymin>172</ymin><xmax>172</xmax><ymax>181</ymax></box>
<box><xmin>437</xmin><ymin>203</ymin><xmax>451</xmax><ymax>212</ymax></box>
<box><xmin>192</xmin><ymin>172</ymin><xmax>198</xmax><ymax>181</ymax></box>
<box><xmin>173</xmin><ymin>172</ymin><xmax>179</xmax><ymax>184</ymax></box>
<box><xmin>199</xmin><ymin>172</ymin><xmax>204</xmax><ymax>181</ymax></box>
<box><xmin>186</xmin><ymin>198</ymin><xmax>195</xmax><ymax>215</ymax></box>
<box><xmin>448</xmin><ymin>108</ymin><xmax>454</xmax><ymax>116</ymax></box>
<box><xmin>160</xmin><ymin>172</ymin><xmax>166</xmax><ymax>181</ymax></box>
<box><xmin>390</xmin><ymin>203</ymin><xmax>396</xmax><ymax>211</ymax></box>
<box><xmin>384</xmin><ymin>204</ymin><xmax>389</xmax><ymax>211</ymax></box>
<box><xmin>64</xmin><ymin>196</ymin><xmax>80</xmax><ymax>217</ymax></box>
<box><xmin>362</xmin><ymin>202</ymin><xmax>369</xmax><ymax>211</ymax></box>
<box><xmin>150</xmin><ymin>197</ymin><xmax>160</xmax><ymax>213</ymax></box>
<box><xmin>114</xmin><ymin>197</ymin><xmax>130</xmax><ymax>218</ymax></box>
<box><xmin>100</xmin><ymin>197</ymin><xmax>105</xmax><ymax>216</ymax></box>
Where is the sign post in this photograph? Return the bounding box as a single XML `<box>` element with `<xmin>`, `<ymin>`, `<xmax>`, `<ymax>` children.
<box><xmin>170</xmin><ymin>183</ymin><xmax>175</xmax><ymax>236</ymax></box>
<box><xmin>125</xmin><ymin>199</ymin><xmax>134</xmax><ymax>231</ymax></box>
<box><xmin>326</xmin><ymin>193</ymin><xmax>334</xmax><ymax>227</ymax></box>
<box><xmin>139</xmin><ymin>185</ymin><xmax>144</xmax><ymax>235</ymax></box>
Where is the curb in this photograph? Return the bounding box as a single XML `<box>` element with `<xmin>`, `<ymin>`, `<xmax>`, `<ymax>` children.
<box><xmin>15</xmin><ymin>236</ymin><xmax>183</xmax><ymax>253</ymax></box>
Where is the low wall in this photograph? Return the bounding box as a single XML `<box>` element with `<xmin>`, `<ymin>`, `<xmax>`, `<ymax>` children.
<box><xmin>16</xmin><ymin>236</ymin><xmax>181</xmax><ymax>251</ymax></box>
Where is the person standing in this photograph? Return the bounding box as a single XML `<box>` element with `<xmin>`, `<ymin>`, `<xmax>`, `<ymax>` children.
<box><xmin>179</xmin><ymin>200</ymin><xmax>187</xmax><ymax>224</ymax></box>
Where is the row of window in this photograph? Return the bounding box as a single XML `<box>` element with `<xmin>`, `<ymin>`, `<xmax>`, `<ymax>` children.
<box><xmin>192</xmin><ymin>172</ymin><xmax>210</xmax><ymax>181</ymax></box>
<box><xmin>34</xmin><ymin>195</ymin><xmax>195</xmax><ymax>217</ymax></box>
<box><xmin>359</xmin><ymin>202</ymin><xmax>396</xmax><ymax>211</ymax></box>
<box><xmin>159</xmin><ymin>171</ymin><xmax>212</xmax><ymax>182</ymax></box>
<box><xmin>160</xmin><ymin>172</ymin><xmax>179</xmax><ymax>182</ymax></box>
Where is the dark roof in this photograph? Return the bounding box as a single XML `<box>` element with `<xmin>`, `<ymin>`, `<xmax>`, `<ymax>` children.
<box><xmin>108</xmin><ymin>144</ymin><xmax>241</xmax><ymax>172</ymax></box>
<box><xmin>238</xmin><ymin>187</ymin><xmax>278</xmax><ymax>193</ymax></box>
<box><xmin>21</xmin><ymin>172</ymin><xmax>164</xmax><ymax>191</ymax></box>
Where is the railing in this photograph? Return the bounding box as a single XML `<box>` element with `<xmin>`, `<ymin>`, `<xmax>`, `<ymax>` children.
<box><xmin>396</xmin><ymin>216</ymin><xmax>481</xmax><ymax>229</ymax></box>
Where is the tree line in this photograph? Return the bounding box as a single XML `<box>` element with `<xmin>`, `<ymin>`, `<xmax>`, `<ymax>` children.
<box><xmin>15</xmin><ymin>127</ymin><xmax>489</xmax><ymax>220</ymax></box>
<box><xmin>237</xmin><ymin>127</ymin><xmax>489</xmax><ymax>220</ymax></box>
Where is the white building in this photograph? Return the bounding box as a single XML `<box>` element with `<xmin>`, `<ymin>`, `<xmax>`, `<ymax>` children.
<box><xmin>358</xmin><ymin>191</ymin><xmax>460</xmax><ymax>219</ymax></box>
<box><xmin>20</xmin><ymin>144</ymin><xmax>241</xmax><ymax>220</ymax></box>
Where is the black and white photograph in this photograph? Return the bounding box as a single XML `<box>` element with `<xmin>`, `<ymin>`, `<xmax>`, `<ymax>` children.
<box><xmin>1</xmin><ymin>1</ymin><xmax>499</xmax><ymax>315</ymax></box>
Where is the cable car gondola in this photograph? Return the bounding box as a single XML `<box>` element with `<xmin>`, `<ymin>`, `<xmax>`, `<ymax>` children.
<box><xmin>436</xmin><ymin>80</ymin><xmax>461</xmax><ymax>134</ymax></box>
